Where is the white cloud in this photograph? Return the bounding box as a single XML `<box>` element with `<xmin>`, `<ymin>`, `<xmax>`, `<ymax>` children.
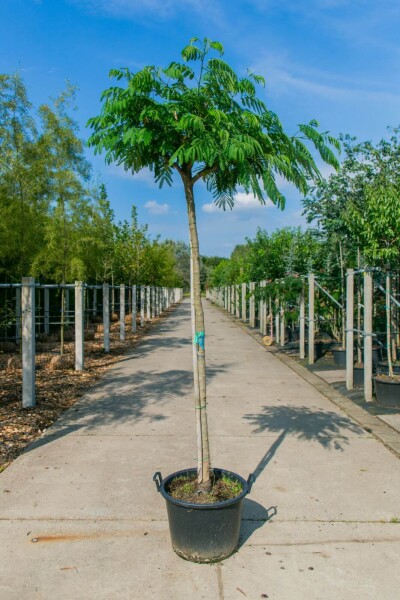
<box><xmin>202</xmin><ymin>192</ymin><xmax>274</xmax><ymax>213</ymax></box>
<box><xmin>144</xmin><ymin>200</ymin><xmax>170</xmax><ymax>215</ymax></box>
<box><xmin>106</xmin><ymin>164</ymin><xmax>157</xmax><ymax>185</ymax></box>
<box><xmin>254</xmin><ymin>52</ymin><xmax>400</xmax><ymax>105</ymax></box>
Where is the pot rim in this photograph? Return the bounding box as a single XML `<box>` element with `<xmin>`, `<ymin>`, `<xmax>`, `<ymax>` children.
<box><xmin>157</xmin><ymin>467</ymin><xmax>251</xmax><ymax>510</ymax></box>
<box><xmin>373</xmin><ymin>375</ymin><xmax>400</xmax><ymax>386</ymax></box>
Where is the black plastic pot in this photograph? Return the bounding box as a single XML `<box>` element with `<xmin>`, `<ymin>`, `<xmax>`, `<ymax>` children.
<box><xmin>358</xmin><ymin>345</ymin><xmax>382</xmax><ymax>365</ymax></box>
<box><xmin>153</xmin><ymin>467</ymin><xmax>255</xmax><ymax>563</ymax></box>
<box><xmin>353</xmin><ymin>363</ymin><xmax>378</xmax><ymax>386</ymax></box>
<box><xmin>332</xmin><ymin>348</ymin><xmax>346</xmax><ymax>367</ymax></box>
<box><xmin>372</xmin><ymin>347</ymin><xmax>382</xmax><ymax>366</ymax></box>
<box><xmin>353</xmin><ymin>366</ymin><xmax>364</xmax><ymax>386</ymax></box>
<box><xmin>373</xmin><ymin>376</ymin><xmax>400</xmax><ymax>408</ymax></box>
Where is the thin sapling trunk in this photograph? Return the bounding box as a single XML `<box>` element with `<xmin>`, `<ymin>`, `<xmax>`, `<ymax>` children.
<box><xmin>386</xmin><ymin>273</ymin><xmax>393</xmax><ymax>378</ymax></box>
<box><xmin>183</xmin><ymin>176</ymin><xmax>211</xmax><ymax>490</ymax></box>
<box><xmin>60</xmin><ymin>286</ymin><xmax>65</xmax><ymax>355</ymax></box>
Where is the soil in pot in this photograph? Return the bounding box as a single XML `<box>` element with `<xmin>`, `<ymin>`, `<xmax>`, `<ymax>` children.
<box><xmin>377</xmin><ymin>361</ymin><xmax>400</xmax><ymax>375</ymax></box>
<box><xmin>169</xmin><ymin>474</ymin><xmax>242</xmax><ymax>504</ymax></box>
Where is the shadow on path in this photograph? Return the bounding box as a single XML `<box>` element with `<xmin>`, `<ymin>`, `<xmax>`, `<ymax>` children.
<box><xmin>27</xmin><ymin>360</ymin><xmax>228</xmax><ymax>453</ymax></box>
<box><xmin>239</xmin><ymin>498</ymin><xmax>277</xmax><ymax>548</ymax></box>
<box><xmin>244</xmin><ymin>405</ymin><xmax>364</xmax><ymax>483</ymax></box>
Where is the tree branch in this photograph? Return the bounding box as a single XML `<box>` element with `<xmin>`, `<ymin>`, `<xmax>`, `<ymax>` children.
<box><xmin>192</xmin><ymin>164</ymin><xmax>218</xmax><ymax>184</ymax></box>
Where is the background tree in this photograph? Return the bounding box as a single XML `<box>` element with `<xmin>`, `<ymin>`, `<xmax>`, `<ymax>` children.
<box><xmin>80</xmin><ymin>183</ymin><xmax>116</xmax><ymax>282</ymax></box>
<box><xmin>88</xmin><ymin>37</ymin><xmax>340</xmax><ymax>488</ymax></box>
<box><xmin>0</xmin><ymin>73</ymin><xmax>49</xmax><ymax>278</ymax></box>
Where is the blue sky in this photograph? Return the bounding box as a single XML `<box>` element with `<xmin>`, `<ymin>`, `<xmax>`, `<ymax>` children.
<box><xmin>1</xmin><ymin>0</ymin><xmax>400</xmax><ymax>256</ymax></box>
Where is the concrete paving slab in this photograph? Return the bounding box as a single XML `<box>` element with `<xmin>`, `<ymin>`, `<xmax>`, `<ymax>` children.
<box><xmin>0</xmin><ymin>520</ymin><xmax>220</xmax><ymax>600</ymax></box>
<box><xmin>222</xmin><ymin>522</ymin><xmax>400</xmax><ymax>600</ymax></box>
<box><xmin>315</xmin><ymin>369</ymin><xmax>346</xmax><ymax>384</ymax></box>
<box><xmin>378</xmin><ymin>413</ymin><xmax>400</xmax><ymax>434</ymax></box>
<box><xmin>0</xmin><ymin>434</ymin><xmax>197</xmax><ymax>520</ymax></box>
<box><xmin>209</xmin><ymin>435</ymin><xmax>400</xmax><ymax>523</ymax></box>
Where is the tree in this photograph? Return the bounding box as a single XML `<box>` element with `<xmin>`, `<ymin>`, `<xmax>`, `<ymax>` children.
<box><xmin>32</xmin><ymin>84</ymin><xmax>91</xmax><ymax>352</ymax></box>
<box><xmin>0</xmin><ymin>73</ymin><xmax>49</xmax><ymax>278</ymax></box>
<box><xmin>88</xmin><ymin>37</ymin><xmax>340</xmax><ymax>489</ymax></box>
<box><xmin>79</xmin><ymin>183</ymin><xmax>116</xmax><ymax>283</ymax></box>
<box><xmin>166</xmin><ymin>240</ymin><xmax>191</xmax><ymax>290</ymax></box>
<box><xmin>346</xmin><ymin>183</ymin><xmax>400</xmax><ymax>268</ymax></box>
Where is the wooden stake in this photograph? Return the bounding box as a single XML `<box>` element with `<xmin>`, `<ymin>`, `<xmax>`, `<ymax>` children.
<box><xmin>346</xmin><ymin>269</ymin><xmax>354</xmax><ymax>390</ymax></box>
<box><xmin>363</xmin><ymin>271</ymin><xmax>373</xmax><ymax>402</ymax></box>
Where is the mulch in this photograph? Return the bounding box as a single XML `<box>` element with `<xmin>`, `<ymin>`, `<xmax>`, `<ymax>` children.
<box><xmin>0</xmin><ymin>312</ymin><xmax>170</xmax><ymax>472</ymax></box>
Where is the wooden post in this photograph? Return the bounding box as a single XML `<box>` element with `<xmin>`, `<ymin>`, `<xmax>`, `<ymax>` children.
<box><xmin>280</xmin><ymin>306</ymin><xmax>285</xmax><ymax>347</ymax></box>
<box><xmin>261</xmin><ymin>282</ymin><xmax>266</xmax><ymax>334</ymax></box>
<box><xmin>242</xmin><ymin>283</ymin><xmax>246</xmax><ymax>321</ymax></box>
<box><xmin>132</xmin><ymin>285</ymin><xmax>137</xmax><ymax>332</ymax></box>
<box><xmin>140</xmin><ymin>286</ymin><xmax>145</xmax><ymax>326</ymax></box>
<box><xmin>387</xmin><ymin>274</ymin><xmax>394</xmax><ymax>376</ymax></box>
<box><xmin>308</xmin><ymin>273</ymin><xmax>315</xmax><ymax>365</ymax></box>
<box><xmin>364</xmin><ymin>271</ymin><xmax>373</xmax><ymax>401</ymax></box>
<box><xmin>346</xmin><ymin>269</ymin><xmax>354</xmax><ymax>390</ymax></box>
<box><xmin>299</xmin><ymin>287</ymin><xmax>305</xmax><ymax>359</ymax></box>
<box><xmin>120</xmin><ymin>284</ymin><xmax>125</xmax><ymax>341</ymax></box>
<box><xmin>275</xmin><ymin>298</ymin><xmax>280</xmax><ymax>345</ymax></box>
<box><xmin>22</xmin><ymin>277</ymin><xmax>35</xmax><ymax>407</ymax></box>
<box><xmin>146</xmin><ymin>286</ymin><xmax>151</xmax><ymax>320</ymax></box>
<box><xmin>128</xmin><ymin>285</ymin><xmax>132</xmax><ymax>316</ymax></box>
<box><xmin>259</xmin><ymin>283</ymin><xmax>263</xmax><ymax>333</ymax></box>
<box><xmin>236</xmin><ymin>285</ymin><xmax>240</xmax><ymax>319</ymax></box>
<box><xmin>154</xmin><ymin>287</ymin><xmax>158</xmax><ymax>316</ymax></box>
<box><xmin>75</xmin><ymin>281</ymin><xmax>84</xmax><ymax>371</ymax></box>
<box><xmin>269</xmin><ymin>296</ymin><xmax>273</xmax><ymax>339</ymax></box>
<box><xmin>249</xmin><ymin>282</ymin><xmax>255</xmax><ymax>327</ymax></box>
<box><xmin>103</xmin><ymin>283</ymin><xmax>110</xmax><ymax>353</ymax></box>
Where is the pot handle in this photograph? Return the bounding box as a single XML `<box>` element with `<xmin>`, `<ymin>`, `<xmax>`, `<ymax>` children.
<box><xmin>247</xmin><ymin>473</ymin><xmax>256</xmax><ymax>493</ymax></box>
<box><xmin>153</xmin><ymin>471</ymin><xmax>163</xmax><ymax>492</ymax></box>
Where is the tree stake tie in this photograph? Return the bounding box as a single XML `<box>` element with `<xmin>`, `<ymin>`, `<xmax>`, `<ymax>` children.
<box><xmin>194</xmin><ymin>331</ymin><xmax>205</xmax><ymax>349</ymax></box>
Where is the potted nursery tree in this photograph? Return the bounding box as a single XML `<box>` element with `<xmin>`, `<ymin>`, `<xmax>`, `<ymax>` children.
<box><xmin>88</xmin><ymin>37</ymin><xmax>340</xmax><ymax>562</ymax></box>
<box><xmin>347</xmin><ymin>181</ymin><xmax>400</xmax><ymax>405</ymax></box>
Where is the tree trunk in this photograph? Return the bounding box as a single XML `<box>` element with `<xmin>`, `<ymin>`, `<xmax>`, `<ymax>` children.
<box><xmin>357</xmin><ymin>247</ymin><xmax>362</xmax><ymax>363</ymax></box>
<box><xmin>339</xmin><ymin>240</ymin><xmax>346</xmax><ymax>349</ymax></box>
<box><xmin>190</xmin><ymin>243</ymin><xmax>202</xmax><ymax>479</ymax></box>
<box><xmin>184</xmin><ymin>177</ymin><xmax>211</xmax><ymax>489</ymax></box>
<box><xmin>386</xmin><ymin>273</ymin><xmax>393</xmax><ymax>378</ymax></box>
<box><xmin>60</xmin><ymin>286</ymin><xmax>65</xmax><ymax>356</ymax></box>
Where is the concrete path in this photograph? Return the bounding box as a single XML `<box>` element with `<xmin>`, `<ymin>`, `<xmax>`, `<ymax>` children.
<box><xmin>1</xmin><ymin>299</ymin><xmax>400</xmax><ymax>600</ymax></box>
